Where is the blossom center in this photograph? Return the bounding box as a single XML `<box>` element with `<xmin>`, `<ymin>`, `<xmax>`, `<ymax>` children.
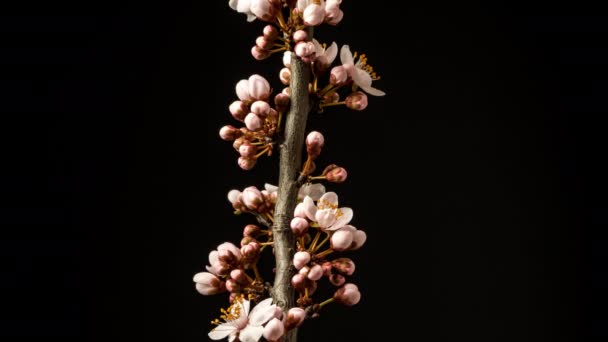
<box><xmin>354</xmin><ymin>52</ymin><xmax>381</xmax><ymax>80</ymax></box>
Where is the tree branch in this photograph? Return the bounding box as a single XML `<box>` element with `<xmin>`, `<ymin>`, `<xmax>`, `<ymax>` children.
<box><xmin>271</xmin><ymin>53</ymin><xmax>312</xmax><ymax>342</ymax></box>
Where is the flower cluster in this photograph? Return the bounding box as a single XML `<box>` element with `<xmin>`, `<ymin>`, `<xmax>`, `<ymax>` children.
<box><xmin>220</xmin><ymin>74</ymin><xmax>290</xmax><ymax>170</ymax></box>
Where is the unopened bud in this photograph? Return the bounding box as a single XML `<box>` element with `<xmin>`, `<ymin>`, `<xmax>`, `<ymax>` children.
<box><xmin>225</xmin><ymin>278</ymin><xmax>240</xmax><ymax>293</ymax></box>
<box><xmin>219</xmin><ymin>125</ymin><xmax>242</xmax><ymax>141</ymax></box>
<box><xmin>239</xmin><ymin>143</ymin><xmax>257</xmax><ymax>158</ymax></box>
<box><xmin>307</xmin><ymin>264</ymin><xmax>323</xmax><ymax>281</ymax></box>
<box><xmin>329</xmin><ymin>274</ymin><xmax>346</xmax><ymax>287</ymax></box>
<box><xmin>241</xmin><ymin>241</ymin><xmax>261</xmax><ymax>261</ymax></box>
<box><xmin>243</xmin><ymin>224</ymin><xmax>261</xmax><ymax>237</ymax></box>
<box><xmin>303</xmin><ymin>4</ymin><xmax>324</xmax><ymax>26</ymax></box>
<box><xmin>331</xmin><ymin>258</ymin><xmax>356</xmax><ymax>276</ymax></box>
<box><xmin>250</xmin><ymin>100</ymin><xmax>271</xmax><ymax>117</ymax></box>
<box><xmin>229</xmin><ymin>101</ymin><xmax>248</xmax><ymax>121</ymax></box>
<box><xmin>351</xmin><ymin>230</ymin><xmax>367</xmax><ymax>250</ymax></box>
<box><xmin>238</xmin><ymin>156</ymin><xmax>256</xmax><ymax>170</ymax></box>
<box><xmin>256</xmin><ymin>36</ymin><xmax>273</xmax><ymax>50</ymax></box>
<box><xmin>193</xmin><ymin>272</ymin><xmax>225</xmax><ymax>295</ymax></box>
<box><xmin>306</xmin><ymin>131</ymin><xmax>324</xmax><ymax>159</ymax></box>
<box><xmin>284</xmin><ymin>307</ymin><xmax>306</xmax><ymax>330</ymax></box>
<box><xmin>245</xmin><ymin>113</ymin><xmax>264</xmax><ymax>131</ymax></box>
<box><xmin>263</xmin><ymin>318</ymin><xmax>285</xmax><ymax>341</ymax></box>
<box><xmin>345</xmin><ymin>91</ymin><xmax>368</xmax><ymax>111</ymax></box>
<box><xmin>333</xmin><ymin>283</ymin><xmax>361</xmax><ymax>306</ymax></box>
<box><xmin>274</xmin><ymin>93</ymin><xmax>290</xmax><ymax>112</ymax></box>
<box><xmin>293</xmin><ymin>251</ymin><xmax>311</xmax><ymax>270</ymax></box>
<box><xmin>230</xmin><ymin>269</ymin><xmax>249</xmax><ymax>285</ymax></box>
<box><xmin>242</xmin><ymin>186</ymin><xmax>263</xmax><ymax>211</ymax></box>
<box><xmin>330</xmin><ymin>229</ymin><xmax>354</xmax><ymax>251</ymax></box>
<box><xmin>293</xmin><ymin>29</ymin><xmax>308</xmax><ymax>42</ymax></box>
<box><xmin>251</xmin><ymin>45</ymin><xmax>270</xmax><ymax>60</ymax></box>
<box><xmin>279</xmin><ymin>67</ymin><xmax>291</xmax><ymax>85</ymax></box>
<box><xmin>330</xmin><ymin>65</ymin><xmax>348</xmax><ymax>85</ymax></box>
<box><xmin>263</xmin><ymin>25</ymin><xmax>278</xmax><ymax>41</ymax></box>
<box><xmin>290</xmin><ymin>217</ymin><xmax>309</xmax><ymax>236</ymax></box>
<box><xmin>325</xmin><ymin>167</ymin><xmax>348</xmax><ymax>183</ymax></box>
<box><xmin>291</xmin><ymin>273</ymin><xmax>306</xmax><ymax>291</ymax></box>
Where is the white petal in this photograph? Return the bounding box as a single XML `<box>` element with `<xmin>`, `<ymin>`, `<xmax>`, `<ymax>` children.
<box><xmin>340</xmin><ymin>45</ymin><xmax>354</xmax><ymax>66</ymax></box>
<box><xmin>297</xmin><ymin>0</ymin><xmax>308</xmax><ymax>12</ymax></box>
<box><xmin>238</xmin><ymin>325</ymin><xmax>264</xmax><ymax>342</ymax></box>
<box><xmin>209</xmin><ymin>323</ymin><xmax>238</xmax><ymax>340</ymax></box>
<box><xmin>229</xmin><ymin>0</ymin><xmax>238</xmax><ymax>10</ymax></box>
<box><xmin>248</xmin><ymin>298</ymin><xmax>276</xmax><ymax>326</ymax></box>
<box><xmin>303</xmin><ymin>196</ymin><xmax>317</xmax><ymax>221</ymax></box>
<box><xmin>318</xmin><ymin>192</ymin><xmax>338</xmax><ymax>208</ymax></box>
<box><xmin>340</xmin><ymin>224</ymin><xmax>357</xmax><ymax>232</ymax></box>
<box><xmin>360</xmin><ymin>84</ymin><xmax>386</xmax><ymax>96</ymax></box>
<box><xmin>353</xmin><ymin>68</ymin><xmax>373</xmax><ymax>89</ymax></box>
<box><xmin>242</xmin><ymin>299</ymin><xmax>251</xmax><ymax>316</ymax></box>
<box><xmin>228</xmin><ymin>333</ymin><xmax>238</xmax><ymax>342</ymax></box>
<box><xmin>307</xmin><ymin>183</ymin><xmax>326</xmax><ymax>201</ymax></box>
<box><xmin>264</xmin><ymin>183</ymin><xmax>278</xmax><ymax>193</ymax></box>
<box><xmin>330</xmin><ymin>207</ymin><xmax>353</xmax><ymax>230</ymax></box>
<box><xmin>236</xmin><ymin>0</ymin><xmax>251</xmax><ymax>13</ymax></box>
<box><xmin>312</xmin><ymin>39</ymin><xmax>323</xmax><ymax>55</ymax></box>
<box><xmin>315</xmin><ymin>209</ymin><xmax>337</xmax><ymax>229</ymax></box>
<box><xmin>246</xmin><ymin>13</ymin><xmax>257</xmax><ymax>22</ymax></box>
<box><xmin>208</xmin><ymin>250</ymin><xmax>219</xmax><ymax>265</ymax></box>
<box><xmin>325</xmin><ymin>42</ymin><xmax>338</xmax><ymax>64</ymax></box>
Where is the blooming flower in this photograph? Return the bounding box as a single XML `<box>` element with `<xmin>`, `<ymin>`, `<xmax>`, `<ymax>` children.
<box><xmin>209</xmin><ymin>297</ymin><xmax>277</xmax><ymax>341</ymax></box>
<box><xmin>312</xmin><ymin>39</ymin><xmax>338</xmax><ymax>69</ymax></box>
<box><xmin>229</xmin><ymin>0</ymin><xmax>257</xmax><ymax>22</ymax></box>
<box><xmin>339</xmin><ymin>45</ymin><xmax>385</xmax><ymax>96</ymax></box>
<box><xmin>302</xmin><ymin>192</ymin><xmax>353</xmax><ymax>231</ymax></box>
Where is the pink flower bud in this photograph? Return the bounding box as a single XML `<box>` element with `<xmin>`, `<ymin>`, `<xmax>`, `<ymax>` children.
<box><xmin>232</xmin><ymin>137</ymin><xmax>245</xmax><ymax>151</ymax></box>
<box><xmin>324</xmin><ymin>3</ymin><xmax>343</xmax><ymax>25</ymax></box>
<box><xmin>329</xmin><ymin>273</ymin><xmax>345</xmax><ymax>286</ymax></box>
<box><xmin>241</xmin><ymin>236</ymin><xmax>255</xmax><ymax>247</ymax></box>
<box><xmin>274</xmin><ymin>93</ymin><xmax>290</xmax><ymax>112</ymax></box>
<box><xmin>330</xmin><ymin>65</ymin><xmax>348</xmax><ymax>85</ymax></box>
<box><xmin>229</xmin><ymin>101</ymin><xmax>248</xmax><ymax>121</ymax></box>
<box><xmin>294</xmin><ymin>202</ymin><xmax>307</xmax><ymax>218</ymax></box>
<box><xmin>236</xmin><ymin>79</ymin><xmax>250</xmax><ymax>101</ymax></box>
<box><xmin>285</xmin><ymin>308</ymin><xmax>306</xmax><ymax>330</ymax></box>
<box><xmin>244</xmin><ymin>113</ymin><xmax>263</xmax><ymax>131</ymax></box>
<box><xmin>248</xmin><ymin>74</ymin><xmax>271</xmax><ymax>101</ymax></box>
<box><xmin>250</xmin><ymin>100</ymin><xmax>271</xmax><ymax>117</ymax></box>
<box><xmin>263</xmin><ymin>318</ymin><xmax>285</xmax><ymax>341</ymax></box>
<box><xmin>293</xmin><ymin>30</ymin><xmax>308</xmax><ymax>42</ymax></box>
<box><xmin>256</xmin><ymin>36</ymin><xmax>273</xmax><ymax>50</ymax></box>
<box><xmin>219</xmin><ymin>125</ymin><xmax>242</xmax><ymax>141</ymax></box>
<box><xmin>238</xmin><ymin>156</ymin><xmax>256</xmax><ymax>170</ymax></box>
<box><xmin>251</xmin><ymin>0</ymin><xmax>279</xmax><ymax>22</ymax></box>
<box><xmin>225</xmin><ymin>278</ymin><xmax>240</xmax><ymax>293</ymax></box>
<box><xmin>325</xmin><ymin>167</ymin><xmax>348</xmax><ymax>183</ymax></box>
<box><xmin>282</xmin><ymin>87</ymin><xmax>291</xmax><ymax>96</ymax></box>
<box><xmin>239</xmin><ymin>143</ymin><xmax>257</xmax><ymax>158</ymax></box>
<box><xmin>307</xmin><ymin>264</ymin><xmax>323</xmax><ymax>281</ymax></box>
<box><xmin>279</xmin><ymin>67</ymin><xmax>291</xmax><ymax>85</ymax></box>
<box><xmin>345</xmin><ymin>91</ymin><xmax>368</xmax><ymax>111</ymax></box>
<box><xmin>350</xmin><ymin>230</ymin><xmax>367</xmax><ymax>250</ymax></box>
<box><xmin>331</xmin><ymin>258</ymin><xmax>355</xmax><ymax>276</ymax></box>
<box><xmin>303</xmin><ymin>4</ymin><xmax>324</xmax><ymax>26</ymax></box>
<box><xmin>251</xmin><ymin>45</ymin><xmax>270</xmax><ymax>60</ymax></box>
<box><xmin>241</xmin><ymin>241</ymin><xmax>261</xmax><ymax>261</ymax></box>
<box><xmin>273</xmin><ymin>305</ymin><xmax>284</xmax><ymax>320</ymax></box>
<box><xmin>263</xmin><ymin>24</ymin><xmax>279</xmax><ymax>41</ymax></box>
<box><xmin>243</xmin><ymin>224</ymin><xmax>261</xmax><ymax>237</ymax></box>
<box><xmin>293</xmin><ymin>251</ymin><xmax>311</xmax><ymax>270</ymax></box>
<box><xmin>242</xmin><ymin>186</ymin><xmax>263</xmax><ymax>211</ymax></box>
<box><xmin>230</xmin><ymin>269</ymin><xmax>249</xmax><ymax>285</ymax></box>
<box><xmin>290</xmin><ymin>217</ymin><xmax>309</xmax><ymax>236</ymax></box>
<box><xmin>334</xmin><ymin>283</ymin><xmax>361</xmax><ymax>306</ymax></box>
<box><xmin>227</xmin><ymin>189</ymin><xmax>241</xmax><ymax>206</ymax></box>
<box><xmin>306</xmin><ymin>131</ymin><xmax>324</xmax><ymax>159</ymax></box>
<box><xmin>330</xmin><ymin>229</ymin><xmax>354</xmax><ymax>251</ymax></box>
<box><xmin>193</xmin><ymin>272</ymin><xmax>225</xmax><ymax>295</ymax></box>
<box><xmin>294</xmin><ymin>41</ymin><xmax>315</xmax><ymax>63</ymax></box>
<box><xmin>291</xmin><ymin>273</ymin><xmax>306</xmax><ymax>290</ymax></box>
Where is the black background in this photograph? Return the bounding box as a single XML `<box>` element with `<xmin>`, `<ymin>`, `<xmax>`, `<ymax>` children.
<box><xmin>1</xmin><ymin>0</ymin><xmax>607</xmax><ymax>341</ymax></box>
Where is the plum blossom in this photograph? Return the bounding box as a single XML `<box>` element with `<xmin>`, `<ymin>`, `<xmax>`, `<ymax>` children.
<box><xmin>339</xmin><ymin>45</ymin><xmax>385</xmax><ymax>96</ymax></box>
<box><xmin>229</xmin><ymin>0</ymin><xmax>257</xmax><ymax>22</ymax></box>
<box><xmin>209</xmin><ymin>297</ymin><xmax>277</xmax><ymax>341</ymax></box>
<box><xmin>312</xmin><ymin>39</ymin><xmax>338</xmax><ymax>69</ymax></box>
<box><xmin>302</xmin><ymin>192</ymin><xmax>353</xmax><ymax>231</ymax></box>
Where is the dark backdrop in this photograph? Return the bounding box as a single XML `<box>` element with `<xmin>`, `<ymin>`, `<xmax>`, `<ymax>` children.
<box><xmin>1</xmin><ymin>0</ymin><xmax>606</xmax><ymax>341</ymax></box>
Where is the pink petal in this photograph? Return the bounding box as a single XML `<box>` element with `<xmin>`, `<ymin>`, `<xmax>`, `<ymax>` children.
<box><xmin>248</xmin><ymin>298</ymin><xmax>276</xmax><ymax>326</ymax></box>
<box><xmin>340</xmin><ymin>45</ymin><xmax>354</xmax><ymax>66</ymax></box>
<box><xmin>238</xmin><ymin>325</ymin><xmax>264</xmax><ymax>342</ymax></box>
<box><xmin>303</xmin><ymin>196</ymin><xmax>317</xmax><ymax>221</ymax></box>
<box><xmin>318</xmin><ymin>192</ymin><xmax>338</xmax><ymax>208</ymax></box>
<box><xmin>331</xmin><ymin>207</ymin><xmax>353</xmax><ymax>230</ymax></box>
